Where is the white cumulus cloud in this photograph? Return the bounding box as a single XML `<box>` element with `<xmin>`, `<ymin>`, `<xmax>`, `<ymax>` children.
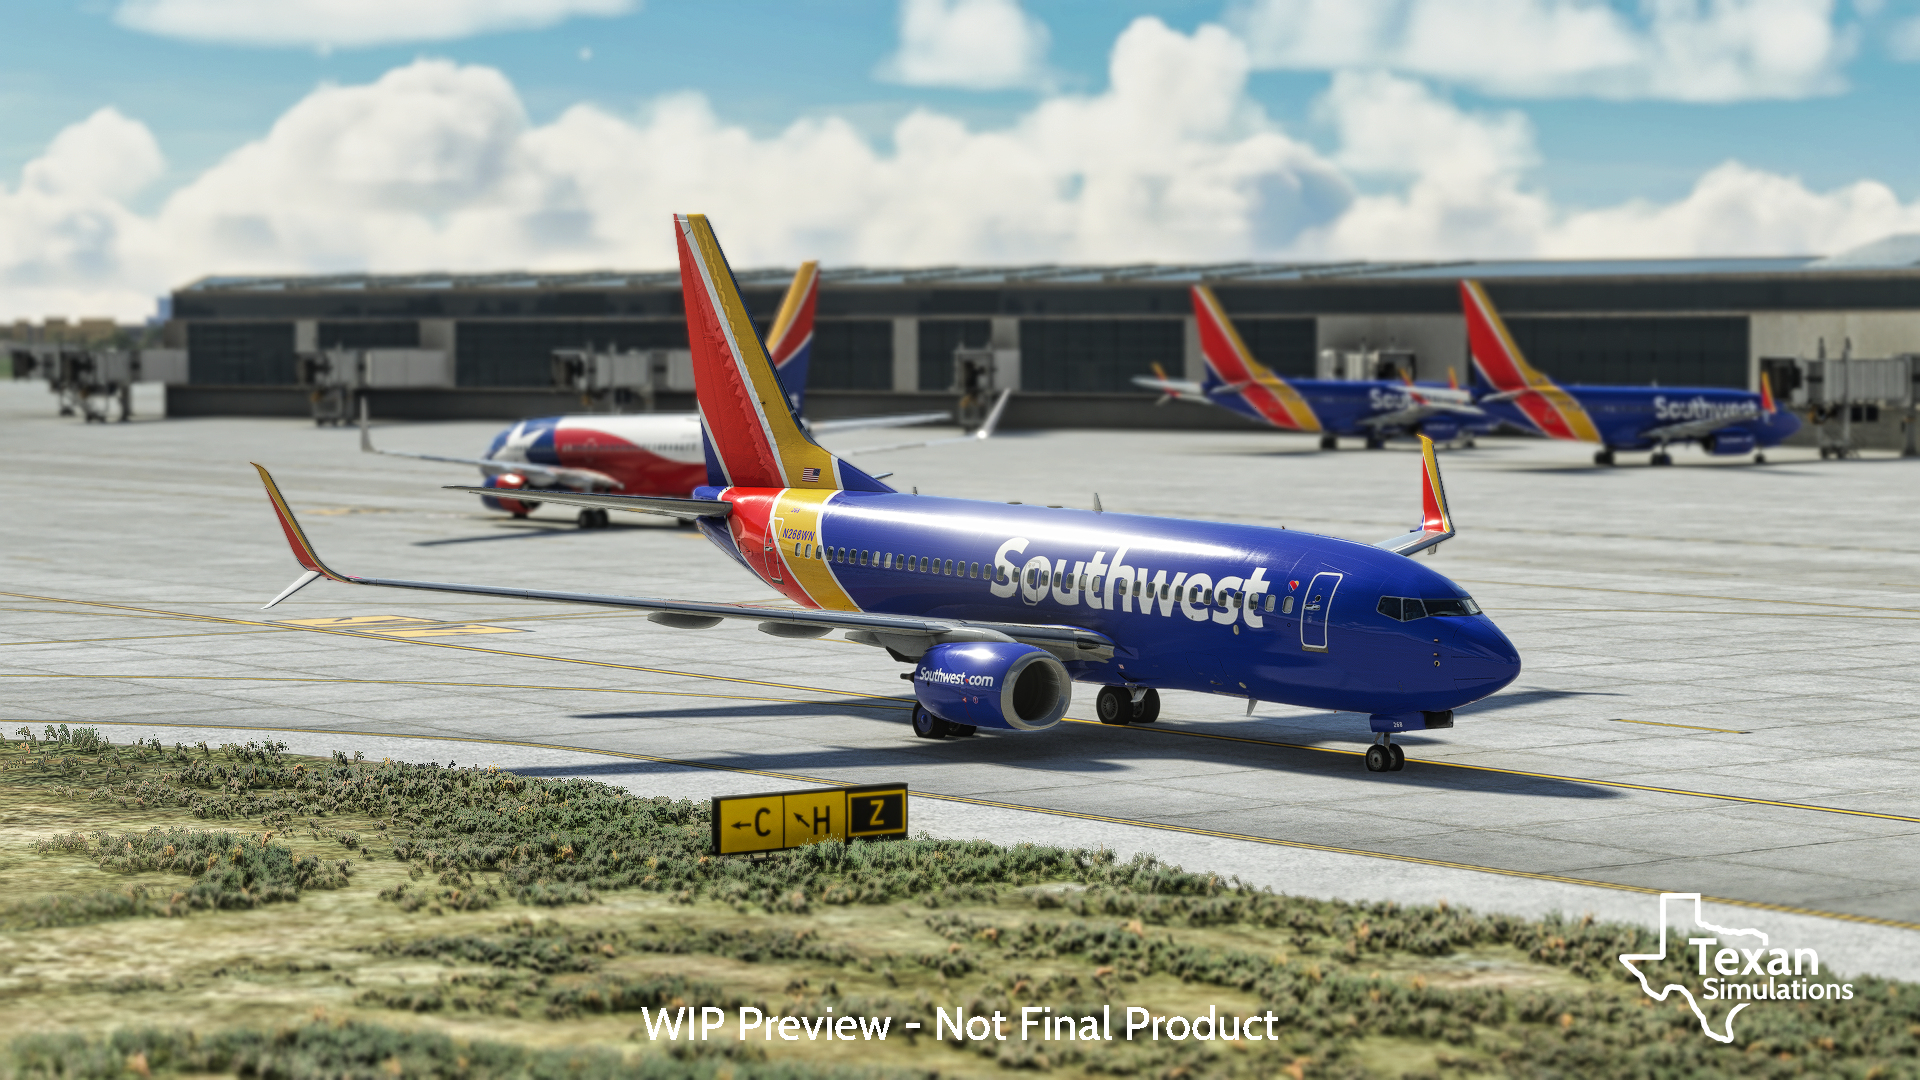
<box><xmin>875</xmin><ymin>0</ymin><xmax>1053</xmax><ymax>90</ymax></box>
<box><xmin>114</xmin><ymin>0</ymin><xmax>634</xmax><ymax>49</ymax></box>
<box><xmin>8</xmin><ymin>18</ymin><xmax>1920</xmax><ymax>323</ymax></box>
<box><xmin>1232</xmin><ymin>0</ymin><xmax>1852</xmax><ymax>102</ymax></box>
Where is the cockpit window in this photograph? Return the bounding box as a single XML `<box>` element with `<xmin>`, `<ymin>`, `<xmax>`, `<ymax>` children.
<box><xmin>1377</xmin><ymin>595</ymin><xmax>1480</xmax><ymax>621</ymax></box>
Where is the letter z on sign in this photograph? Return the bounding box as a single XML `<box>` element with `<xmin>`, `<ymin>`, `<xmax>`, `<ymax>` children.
<box><xmin>711</xmin><ymin>783</ymin><xmax>909</xmax><ymax>856</ymax></box>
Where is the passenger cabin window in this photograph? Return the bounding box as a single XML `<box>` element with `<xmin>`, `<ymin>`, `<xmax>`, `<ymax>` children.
<box><xmin>1281</xmin><ymin>596</ymin><xmax>1294</xmax><ymax>614</ymax></box>
<box><xmin>1264</xmin><ymin>595</ymin><xmax>1276</xmax><ymax>613</ymax></box>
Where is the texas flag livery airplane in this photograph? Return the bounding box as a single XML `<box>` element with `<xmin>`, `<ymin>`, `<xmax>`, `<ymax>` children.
<box><xmin>253</xmin><ymin>215</ymin><xmax>1520</xmax><ymax>772</ymax></box>
<box><xmin>360</xmin><ymin>261</ymin><xmax>950</xmax><ymax>527</ymax></box>
<box><xmin>1134</xmin><ymin>284</ymin><xmax>1487</xmax><ymax>449</ymax></box>
<box><xmin>1461</xmin><ymin>280</ymin><xmax>1800</xmax><ymax>466</ymax></box>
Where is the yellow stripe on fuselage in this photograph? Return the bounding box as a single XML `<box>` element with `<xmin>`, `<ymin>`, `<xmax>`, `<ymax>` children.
<box><xmin>768</xmin><ymin>488</ymin><xmax>858</xmax><ymax>611</ymax></box>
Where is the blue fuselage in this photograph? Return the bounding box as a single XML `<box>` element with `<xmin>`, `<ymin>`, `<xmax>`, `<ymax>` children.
<box><xmin>1480</xmin><ymin>384</ymin><xmax>1802</xmax><ymax>451</ymax></box>
<box><xmin>695</xmin><ymin>487</ymin><xmax>1521</xmax><ymax>721</ymax></box>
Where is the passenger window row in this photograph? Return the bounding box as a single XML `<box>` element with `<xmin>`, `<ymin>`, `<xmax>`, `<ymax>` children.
<box><xmin>796</xmin><ymin>542</ymin><xmax>997</xmax><ymax>581</ymax></box>
<box><xmin>1376</xmin><ymin>595</ymin><xmax>1482</xmax><ymax>622</ymax></box>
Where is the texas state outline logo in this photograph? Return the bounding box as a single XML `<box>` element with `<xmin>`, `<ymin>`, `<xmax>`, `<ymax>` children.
<box><xmin>1617</xmin><ymin>893</ymin><xmax>1855</xmax><ymax>1043</ymax></box>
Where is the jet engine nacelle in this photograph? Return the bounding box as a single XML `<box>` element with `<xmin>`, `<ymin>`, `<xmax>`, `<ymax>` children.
<box><xmin>912</xmin><ymin>642</ymin><xmax>1069</xmax><ymax>731</ymax></box>
<box><xmin>481</xmin><ymin>472</ymin><xmax>541</xmax><ymax>515</ymax></box>
<box><xmin>1700</xmin><ymin>430</ymin><xmax>1756</xmax><ymax>456</ymax></box>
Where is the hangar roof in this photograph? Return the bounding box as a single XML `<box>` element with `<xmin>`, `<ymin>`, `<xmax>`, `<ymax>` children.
<box><xmin>180</xmin><ymin>255</ymin><xmax>1850</xmax><ymax>294</ymax></box>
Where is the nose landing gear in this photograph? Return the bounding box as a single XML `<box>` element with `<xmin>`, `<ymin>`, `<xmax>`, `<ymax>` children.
<box><xmin>1365</xmin><ymin>735</ymin><xmax>1406</xmax><ymax>772</ymax></box>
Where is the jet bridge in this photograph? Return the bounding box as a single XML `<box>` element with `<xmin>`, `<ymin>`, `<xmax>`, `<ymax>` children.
<box><xmin>1762</xmin><ymin>351</ymin><xmax>1920</xmax><ymax>459</ymax></box>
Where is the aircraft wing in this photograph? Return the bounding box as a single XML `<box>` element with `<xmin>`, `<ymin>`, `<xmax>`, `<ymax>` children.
<box><xmin>837</xmin><ymin>388</ymin><xmax>1011</xmax><ymax>457</ymax></box>
<box><xmin>1638</xmin><ymin>413</ymin><xmax>1760</xmax><ymax>443</ymax></box>
<box><xmin>1131</xmin><ymin>374</ymin><xmax>1211</xmax><ymax>403</ymax></box>
<box><xmin>1359</xmin><ymin>402</ymin><xmax>1487</xmax><ymax>429</ymax></box>
<box><xmin>255</xmin><ymin>464</ymin><xmax>1113</xmax><ymax>662</ymax></box>
<box><xmin>807</xmin><ymin>411</ymin><xmax>951</xmax><ymax>435</ymax></box>
<box><xmin>441</xmin><ymin>487</ymin><xmax>732</xmax><ymax>520</ymax></box>
<box><xmin>359</xmin><ymin>411</ymin><xmax>622</xmax><ymax>491</ymax></box>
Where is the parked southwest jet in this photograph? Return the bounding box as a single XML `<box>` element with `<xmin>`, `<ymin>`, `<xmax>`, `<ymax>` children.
<box><xmin>1461</xmin><ymin>280</ymin><xmax>1800</xmax><ymax>466</ymax></box>
<box><xmin>1134</xmin><ymin>284</ymin><xmax>1487</xmax><ymax>449</ymax></box>
<box><xmin>360</xmin><ymin>262</ymin><xmax>955</xmax><ymax>528</ymax></box>
<box><xmin>253</xmin><ymin>215</ymin><xmax>1520</xmax><ymax>772</ymax></box>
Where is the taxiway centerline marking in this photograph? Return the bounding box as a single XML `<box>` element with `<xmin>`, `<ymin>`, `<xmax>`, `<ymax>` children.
<box><xmin>7</xmin><ymin>645</ymin><xmax>1912</xmax><ymax>822</ymax></box>
<box><xmin>1609</xmin><ymin>718</ymin><xmax>1748</xmax><ymax>734</ymax></box>
<box><xmin>0</xmin><ymin>673</ymin><xmax>903</xmax><ymax>710</ymax></box>
<box><xmin>62</xmin><ymin>719</ymin><xmax>1920</xmax><ymax>935</ymax></box>
<box><xmin>1056</xmin><ymin>718</ymin><xmax>1920</xmax><ymax>826</ymax></box>
<box><xmin>0</xmin><ymin>591</ymin><xmax>903</xmax><ymax>708</ymax></box>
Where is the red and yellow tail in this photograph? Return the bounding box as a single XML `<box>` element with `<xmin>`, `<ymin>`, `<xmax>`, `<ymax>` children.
<box><xmin>1459</xmin><ymin>280</ymin><xmax>1600</xmax><ymax>444</ymax></box>
<box><xmin>1191</xmin><ymin>284</ymin><xmax>1321</xmax><ymax>433</ymax></box>
<box><xmin>1759</xmin><ymin>371</ymin><xmax>1777</xmax><ymax>415</ymax></box>
<box><xmin>677</xmin><ymin>215</ymin><xmax>887</xmax><ymax>492</ymax></box>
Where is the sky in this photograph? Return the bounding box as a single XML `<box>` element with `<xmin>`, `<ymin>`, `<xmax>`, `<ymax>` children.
<box><xmin>5</xmin><ymin>0</ymin><xmax>1920</xmax><ymax>321</ymax></box>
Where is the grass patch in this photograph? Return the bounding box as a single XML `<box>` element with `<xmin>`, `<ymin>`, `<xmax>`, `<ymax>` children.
<box><xmin>0</xmin><ymin>727</ymin><xmax>1914</xmax><ymax>1077</ymax></box>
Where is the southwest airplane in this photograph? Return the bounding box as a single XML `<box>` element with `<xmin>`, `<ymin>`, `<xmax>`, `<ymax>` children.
<box><xmin>1134</xmin><ymin>284</ymin><xmax>1488</xmax><ymax>449</ymax></box>
<box><xmin>360</xmin><ymin>262</ymin><xmax>958</xmax><ymax>527</ymax></box>
<box><xmin>252</xmin><ymin>215</ymin><xmax>1520</xmax><ymax>772</ymax></box>
<box><xmin>1461</xmin><ymin>280</ymin><xmax>1800</xmax><ymax>466</ymax></box>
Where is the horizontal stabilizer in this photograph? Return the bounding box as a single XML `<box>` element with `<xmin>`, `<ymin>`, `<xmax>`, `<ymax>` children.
<box><xmin>442</xmin><ymin>487</ymin><xmax>732</xmax><ymax>519</ymax></box>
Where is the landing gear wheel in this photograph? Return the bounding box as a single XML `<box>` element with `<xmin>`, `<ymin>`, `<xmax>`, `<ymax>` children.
<box><xmin>578</xmin><ymin>508</ymin><xmax>609</xmax><ymax>529</ymax></box>
<box><xmin>911</xmin><ymin>703</ymin><xmax>950</xmax><ymax>740</ymax></box>
<box><xmin>1650</xmin><ymin>452</ymin><xmax>1673</xmax><ymax>466</ymax></box>
<box><xmin>1593</xmin><ymin>449</ymin><xmax>1615</xmax><ymax>466</ymax></box>
<box><xmin>1318</xmin><ymin>435</ymin><xmax>1338</xmax><ymax>451</ymax></box>
<box><xmin>1387</xmin><ymin>744</ymin><xmax>1405</xmax><ymax>771</ymax></box>
<box><xmin>1365</xmin><ymin>745</ymin><xmax>1391</xmax><ymax>772</ymax></box>
<box><xmin>948</xmin><ymin>724</ymin><xmax>977</xmax><ymax>738</ymax></box>
<box><xmin>1364</xmin><ymin>436</ymin><xmax>1385</xmax><ymax>450</ymax></box>
<box><xmin>1754</xmin><ymin>452</ymin><xmax>1767</xmax><ymax>465</ymax></box>
<box><xmin>1131</xmin><ymin>688</ymin><xmax>1160</xmax><ymax>724</ymax></box>
<box><xmin>1096</xmin><ymin>686</ymin><xmax>1133</xmax><ymax>725</ymax></box>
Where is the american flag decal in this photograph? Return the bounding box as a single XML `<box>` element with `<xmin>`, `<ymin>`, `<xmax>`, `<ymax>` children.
<box><xmin>801</xmin><ymin>467</ymin><xmax>821</xmax><ymax>483</ymax></box>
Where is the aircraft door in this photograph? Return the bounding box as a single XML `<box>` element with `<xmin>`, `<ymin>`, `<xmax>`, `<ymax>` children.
<box><xmin>766</xmin><ymin>516</ymin><xmax>785</xmax><ymax>583</ymax></box>
<box><xmin>1300</xmin><ymin>571</ymin><xmax>1342</xmax><ymax>652</ymax></box>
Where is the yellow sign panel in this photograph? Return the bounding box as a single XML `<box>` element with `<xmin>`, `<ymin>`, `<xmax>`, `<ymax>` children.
<box><xmin>712</xmin><ymin>783</ymin><xmax>908</xmax><ymax>856</ymax></box>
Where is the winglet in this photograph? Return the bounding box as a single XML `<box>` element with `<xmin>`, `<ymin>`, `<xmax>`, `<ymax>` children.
<box><xmin>1448</xmin><ymin>368</ymin><xmax>1460</xmax><ymax>391</ymax></box>
<box><xmin>975</xmin><ymin>387</ymin><xmax>1012</xmax><ymax>440</ymax></box>
<box><xmin>252</xmin><ymin>463</ymin><xmax>352</xmax><ymax>607</ymax></box>
<box><xmin>1759</xmin><ymin>370</ymin><xmax>1777</xmax><ymax>416</ymax></box>
<box><xmin>1373</xmin><ymin>435</ymin><xmax>1455</xmax><ymax>557</ymax></box>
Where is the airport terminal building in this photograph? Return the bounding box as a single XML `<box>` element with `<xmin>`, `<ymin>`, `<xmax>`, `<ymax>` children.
<box><xmin>164</xmin><ymin>255</ymin><xmax>1920</xmax><ymax>424</ymax></box>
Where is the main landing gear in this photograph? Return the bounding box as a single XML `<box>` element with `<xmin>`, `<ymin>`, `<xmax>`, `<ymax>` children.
<box><xmin>1095</xmin><ymin>685</ymin><xmax>1161</xmax><ymax>725</ymax></box>
<box><xmin>1649</xmin><ymin>451</ymin><xmax>1673</xmax><ymax>466</ymax></box>
<box><xmin>1319</xmin><ymin>435</ymin><xmax>1339</xmax><ymax>451</ymax></box>
<box><xmin>577</xmin><ymin>508</ymin><xmax>611</xmax><ymax>529</ymax></box>
<box><xmin>1593</xmin><ymin>449</ymin><xmax>1615</xmax><ymax>466</ymax></box>
<box><xmin>911</xmin><ymin>703</ymin><xmax>975</xmax><ymax>740</ymax></box>
<box><xmin>1364</xmin><ymin>734</ymin><xmax>1405</xmax><ymax>773</ymax></box>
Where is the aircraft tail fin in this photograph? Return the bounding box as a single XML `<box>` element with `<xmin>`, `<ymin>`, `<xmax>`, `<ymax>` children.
<box><xmin>676</xmin><ymin>215</ymin><xmax>890</xmax><ymax>493</ymax></box>
<box><xmin>1759</xmin><ymin>370</ymin><xmax>1777</xmax><ymax>416</ymax></box>
<box><xmin>1191</xmin><ymin>284</ymin><xmax>1322</xmax><ymax>432</ymax></box>
<box><xmin>1459</xmin><ymin>280</ymin><xmax>1601</xmax><ymax>443</ymax></box>
<box><xmin>767</xmin><ymin>260</ymin><xmax>818</xmax><ymax>413</ymax></box>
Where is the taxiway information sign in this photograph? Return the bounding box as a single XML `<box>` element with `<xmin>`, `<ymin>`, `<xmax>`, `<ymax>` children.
<box><xmin>711</xmin><ymin>783</ymin><xmax>908</xmax><ymax>855</ymax></box>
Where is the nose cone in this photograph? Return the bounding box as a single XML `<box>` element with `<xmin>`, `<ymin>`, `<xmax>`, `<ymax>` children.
<box><xmin>1448</xmin><ymin>616</ymin><xmax>1521</xmax><ymax>703</ymax></box>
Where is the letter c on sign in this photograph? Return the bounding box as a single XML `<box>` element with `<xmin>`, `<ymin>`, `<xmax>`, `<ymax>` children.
<box><xmin>754</xmin><ymin>807</ymin><xmax>770</xmax><ymax>837</ymax></box>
